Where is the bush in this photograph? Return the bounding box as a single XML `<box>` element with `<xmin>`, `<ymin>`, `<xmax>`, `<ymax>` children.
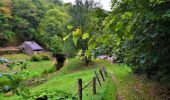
<box><xmin>42</xmin><ymin>67</ymin><xmax>55</xmax><ymax>75</ymax></box>
<box><xmin>30</xmin><ymin>54</ymin><xmax>50</xmax><ymax>61</ymax></box>
<box><xmin>41</xmin><ymin>55</ymin><xmax>50</xmax><ymax>61</ymax></box>
<box><xmin>30</xmin><ymin>55</ymin><xmax>41</xmax><ymax>62</ymax></box>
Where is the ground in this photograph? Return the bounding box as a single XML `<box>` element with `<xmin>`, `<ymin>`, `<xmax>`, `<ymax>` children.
<box><xmin>0</xmin><ymin>53</ymin><xmax>166</xmax><ymax>100</ymax></box>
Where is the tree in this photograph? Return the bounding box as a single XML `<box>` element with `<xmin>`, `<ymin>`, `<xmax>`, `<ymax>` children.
<box><xmin>12</xmin><ymin>0</ymin><xmax>49</xmax><ymax>42</ymax></box>
<box><xmin>38</xmin><ymin>7</ymin><xmax>70</xmax><ymax>53</ymax></box>
<box><xmin>103</xmin><ymin>0</ymin><xmax>170</xmax><ymax>87</ymax></box>
<box><xmin>67</xmin><ymin>0</ymin><xmax>103</xmax><ymax>65</ymax></box>
<box><xmin>0</xmin><ymin>0</ymin><xmax>14</xmax><ymax>47</ymax></box>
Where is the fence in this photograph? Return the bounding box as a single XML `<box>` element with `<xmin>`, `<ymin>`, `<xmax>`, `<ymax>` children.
<box><xmin>75</xmin><ymin>67</ymin><xmax>108</xmax><ymax>100</ymax></box>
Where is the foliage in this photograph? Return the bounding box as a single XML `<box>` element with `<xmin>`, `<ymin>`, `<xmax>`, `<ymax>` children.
<box><xmin>0</xmin><ymin>54</ymin><xmax>55</xmax><ymax>80</ymax></box>
<box><xmin>0</xmin><ymin>0</ymin><xmax>66</xmax><ymax>47</ymax></box>
<box><xmin>31</xmin><ymin>90</ymin><xmax>76</xmax><ymax>100</ymax></box>
<box><xmin>103</xmin><ymin>0</ymin><xmax>170</xmax><ymax>87</ymax></box>
<box><xmin>38</xmin><ymin>6</ymin><xmax>70</xmax><ymax>54</ymax></box>
<box><xmin>30</xmin><ymin>55</ymin><xmax>50</xmax><ymax>61</ymax></box>
<box><xmin>0</xmin><ymin>0</ymin><xmax>14</xmax><ymax>47</ymax></box>
<box><xmin>41</xmin><ymin>55</ymin><xmax>50</xmax><ymax>61</ymax></box>
<box><xmin>30</xmin><ymin>55</ymin><xmax>41</xmax><ymax>62</ymax></box>
<box><xmin>66</xmin><ymin>0</ymin><xmax>107</xmax><ymax>65</ymax></box>
<box><xmin>12</xmin><ymin>0</ymin><xmax>49</xmax><ymax>42</ymax></box>
<box><xmin>0</xmin><ymin>73</ymin><xmax>23</xmax><ymax>92</ymax></box>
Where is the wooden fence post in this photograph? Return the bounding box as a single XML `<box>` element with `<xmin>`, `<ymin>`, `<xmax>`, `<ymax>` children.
<box><xmin>92</xmin><ymin>77</ymin><xmax>96</xmax><ymax>95</ymax></box>
<box><xmin>78</xmin><ymin>79</ymin><xmax>82</xmax><ymax>100</ymax></box>
<box><xmin>99</xmin><ymin>70</ymin><xmax>105</xmax><ymax>81</ymax></box>
<box><xmin>94</xmin><ymin>71</ymin><xmax>102</xmax><ymax>86</ymax></box>
<box><xmin>102</xmin><ymin>67</ymin><xmax>107</xmax><ymax>77</ymax></box>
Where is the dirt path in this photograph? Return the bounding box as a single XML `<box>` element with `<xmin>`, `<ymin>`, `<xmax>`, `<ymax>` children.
<box><xmin>111</xmin><ymin>73</ymin><xmax>169</xmax><ymax>100</ymax></box>
<box><xmin>0</xmin><ymin>64</ymin><xmax>8</xmax><ymax>72</ymax></box>
<box><xmin>110</xmin><ymin>73</ymin><xmax>124</xmax><ymax>100</ymax></box>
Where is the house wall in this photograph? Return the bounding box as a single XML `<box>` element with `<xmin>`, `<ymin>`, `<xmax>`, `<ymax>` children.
<box><xmin>33</xmin><ymin>51</ymin><xmax>43</xmax><ymax>54</ymax></box>
<box><xmin>23</xmin><ymin>43</ymin><xmax>34</xmax><ymax>54</ymax></box>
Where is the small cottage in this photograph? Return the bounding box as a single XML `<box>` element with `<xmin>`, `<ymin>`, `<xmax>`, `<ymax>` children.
<box><xmin>20</xmin><ymin>41</ymin><xmax>43</xmax><ymax>55</ymax></box>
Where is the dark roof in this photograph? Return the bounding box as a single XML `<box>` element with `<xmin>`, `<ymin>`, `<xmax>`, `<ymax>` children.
<box><xmin>24</xmin><ymin>41</ymin><xmax>43</xmax><ymax>50</ymax></box>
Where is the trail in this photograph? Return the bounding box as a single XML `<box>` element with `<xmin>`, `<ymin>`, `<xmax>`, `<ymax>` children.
<box><xmin>110</xmin><ymin>73</ymin><xmax>124</xmax><ymax>100</ymax></box>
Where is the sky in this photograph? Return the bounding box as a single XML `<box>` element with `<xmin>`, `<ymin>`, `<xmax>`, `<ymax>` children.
<box><xmin>62</xmin><ymin>0</ymin><xmax>112</xmax><ymax>11</ymax></box>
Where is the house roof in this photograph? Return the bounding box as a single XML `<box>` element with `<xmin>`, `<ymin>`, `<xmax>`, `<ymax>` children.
<box><xmin>23</xmin><ymin>41</ymin><xmax>43</xmax><ymax>50</ymax></box>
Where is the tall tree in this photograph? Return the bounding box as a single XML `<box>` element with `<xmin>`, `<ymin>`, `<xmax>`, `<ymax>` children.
<box><xmin>12</xmin><ymin>0</ymin><xmax>49</xmax><ymax>42</ymax></box>
<box><xmin>67</xmin><ymin>0</ymin><xmax>102</xmax><ymax>65</ymax></box>
<box><xmin>38</xmin><ymin>7</ymin><xmax>70</xmax><ymax>53</ymax></box>
<box><xmin>0</xmin><ymin>0</ymin><xmax>14</xmax><ymax>47</ymax></box>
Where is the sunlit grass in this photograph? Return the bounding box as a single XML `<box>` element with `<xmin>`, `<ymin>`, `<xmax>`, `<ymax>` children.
<box><xmin>1</xmin><ymin>57</ymin><xmax>159</xmax><ymax>100</ymax></box>
<box><xmin>1</xmin><ymin>53</ymin><xmax>30</xmax><ymax>60</ymax></box>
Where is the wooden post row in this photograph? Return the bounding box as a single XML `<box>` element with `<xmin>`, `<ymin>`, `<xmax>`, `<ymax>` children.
<box><xmin>94</xmin><ymin>71</ymin><xmax>102</xmax><ymax>86</ymax></box>
<box><xmin>99</xmin><ymin>70</ymin><xmax>105</xmax><ymax>81</ymax></box>
<box><xmin>102</xmin><ymin>67</ymin><xmax>107</xmax><ymax>77</ymax></box>
<box><xmin>78</xmin><ymin>79</ymin><xmax>82</xmax><ymax>100</ymax></box>
<box><xmin>92</xmin><ymin>77</ymin><xmax>96</xmax><ymax>95</ymax></box>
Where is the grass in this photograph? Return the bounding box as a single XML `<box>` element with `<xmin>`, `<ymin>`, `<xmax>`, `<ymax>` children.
<box><xmin>0</xmin><ymin>61</ymin><xmax>55</xmax><ymax>87</ymax></box>
<box><xmin>0</xmin><ymin>53</ymin><xmax>55</xmax><ymax>78</ymax></box>
<box><xmin>1</xmin><ymin>53</ymin><xmax>31</xmax><ymax>60</ymax></box>
<box><xmin>0</xmin><ymin>55</ymin><xmax>162</xmax><ymax>100</ymax></box>
<box><xmin>0</xmin><ymin>53</ymin><xmax>55</xmax><ymax>92</ymax></box>
<box><xmin>0</xmin><ymin>58</ymin><xmax>132</xmax><ymax>100</ymax></box>
<box><xmin>96</xmin><ymin>60</ymin><xmax>161</xmax><ymax>100</ymax></box>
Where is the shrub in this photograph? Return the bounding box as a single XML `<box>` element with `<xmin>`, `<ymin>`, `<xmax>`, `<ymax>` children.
<box><xmin>30</xmin><ymin>54</ymin><xmax>50</xmax><ymax>61</ymax></box>
<box><xmin>42</xmin><ymin>67</ymin><xmax>55</xmax><ymax>75</ymax></box>
<box><xmin>30</xmin><ymin>55</ymin><xmax>41</xmax><ymax>62</ymax></box>
<box><xmin>41</xmin><ymin>55</ymin><xmax>50</xmax><ymax>61</ymax></box>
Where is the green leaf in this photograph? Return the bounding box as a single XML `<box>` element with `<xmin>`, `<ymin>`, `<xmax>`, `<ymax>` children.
<box><xmin>95</xmin><ymin>36</ymin><xmax>102</xmax><ymax>42</ymax></box>
<box><xmin>85</xmin><ymin>50</ymin><xmax>91</xmax><ymax>58</ymax></box>
<box><xmin>163</xmin><ymin>9</ymin><xmax>170</xmax><ymax>17</ymax></box>
<box><xmin>115</xmin><ymin>22</ymin><xmax>123</xmax><ymax>31</ymax></box>
<box><xmin>122</xmin><ymin>0</ymin><xmax>127</xmax><ymax>4</ymax></box>
<box><xmin>67</xmin><ymin>25</ymin><xmax>73</xmax><ymax>30</ymax></box>
<box><xmin>88</xmin><ymin>43</ymin><xmax>96</xmax><ymax>50</ymax></box>
<box><xmin>127</xmin><ymin>23</ymin><xmax>133</xmax><ymax>32</ymax></box>
<box><xmin>128</xmin><ymin>35</ymin><xmax>134</xmax><ymax>40</ymax></box>
<box><xmin>73</xmin><ymin>37</ymin><xmax>78</xmax><ymax>46</ymax></box>
<box><xmin>122</xmin><ymin>12</ymin><xmax>132</xmax><ymax>20</ymax></box>
<box><xmin>82</xmin><ymin>33</ymin><xmax>89</xmax><ymax>40</ymax></box>
<box><xmin>116</xmin><ymin>37</ymin><xmax>121</xmax><ymax>46</ymax></box>
<box><xmin>63</xmin><ymin>34</ymin><xmax>71</xmax><ymax>41</ymax></box>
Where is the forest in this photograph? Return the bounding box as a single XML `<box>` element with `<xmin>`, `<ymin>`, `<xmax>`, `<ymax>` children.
<box><xmin>0</xmin><ymin>0</ymin><xmax>170</xmax><ymax>100</ymax></box>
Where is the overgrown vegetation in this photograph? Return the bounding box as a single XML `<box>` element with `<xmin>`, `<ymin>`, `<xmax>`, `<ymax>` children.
<box><xmin>0</xmin><ymin>54</ymin><xmax>55</xmax><ymax>94</ymax></box>
<box><xmin>31</xmin><ymin>55</ymin><xmax>50</xmax><ymax>61</ymax></box>
<box><xmin>103</xmin><ymin>0</ymin><xmax>170</xmax><ymax>88</ymax></box>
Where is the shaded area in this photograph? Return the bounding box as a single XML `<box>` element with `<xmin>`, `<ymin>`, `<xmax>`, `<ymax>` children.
<box><xmin>53</xmin><ymin>54</ymin><xmax>66</xmax><ymax>70</ymax></box>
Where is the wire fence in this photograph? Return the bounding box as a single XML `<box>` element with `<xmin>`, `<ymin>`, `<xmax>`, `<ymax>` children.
<box><xmin>73</xmin><ymin>67</ymin><xmax>109</xmax><ymax>100</ymax></box>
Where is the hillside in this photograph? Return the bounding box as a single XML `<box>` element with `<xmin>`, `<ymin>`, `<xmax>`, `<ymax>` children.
<box><xmin>0</xmin><ymin>54</ymin><xmax>167</xmax><ymax>99</ymax></box>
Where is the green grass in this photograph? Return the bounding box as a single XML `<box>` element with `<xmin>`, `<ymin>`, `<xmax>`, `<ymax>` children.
<box><xmin>0</xmin><ymin>58</ymin><xmax>132</xmax><ymax>100</ymax></box>
<box><xmin>1</xmin><ymin>53</ymin><xmax>31</xmax><ymax>60</ymax></box>
<box><xmin>0</xmin><ymin>53</ymin><xmax>55</xmax><ymax>93</ymax></box>
<box><xmin>21</xmin><ymin>61</ymin><xmax>55</xmax><ymax>79</ymax></box>
<box><xmin>0</xmin><ymin>53</ymin><xmax>55</xmax><ymax>78</ymax></box>
<box><xmin>1</xmin><ymin>57</ymin><xmax>159</xmax><ymax>100</ymax></box>
<box><xmin>0</xmin><ymin>56</ymin><xmax>161</xmax><ymax>100</ymax></box>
